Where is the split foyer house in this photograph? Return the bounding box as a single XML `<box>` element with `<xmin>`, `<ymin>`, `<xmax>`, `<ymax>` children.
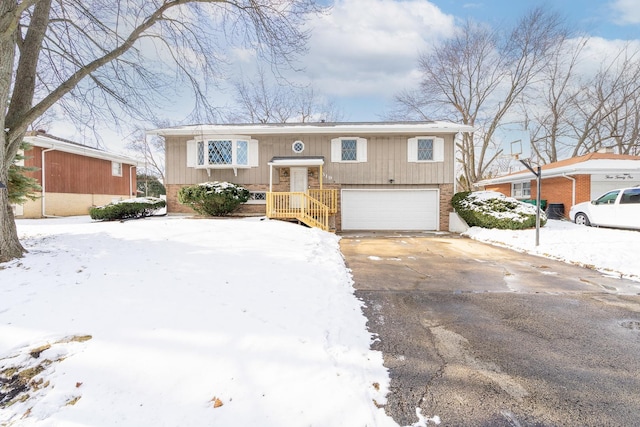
<box><xmin>148</xmin><ymin>121</ymin><xmax>474</xmax><ymax>232</ymax></box>
<box><xmin>477</xmin><ymin>150</ymin><xmax>640</xmax><ymax>218</ymax></box>
<box><xmin>15</xmin><ymin>131</ymin><xmax>138</xmax><ymax>218</ymax></box>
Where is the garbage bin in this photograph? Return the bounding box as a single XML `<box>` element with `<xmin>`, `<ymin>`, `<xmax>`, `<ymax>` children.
<box><xmin>522</xmin><ymin>199</ymin><xmax>547</xmax><ymax>211</ymax></box>
<box><xmin>546</xmin><ymin>203</ymin><xmax>565</xmax><ymax>219</ymax></box>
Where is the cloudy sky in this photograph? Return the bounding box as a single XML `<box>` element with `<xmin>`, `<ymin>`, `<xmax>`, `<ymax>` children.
<box><xmin>288</xmin><ymin>0</ymin><xmax>640</xmax><ymax>121</ymax></box>
<box><xmin>46</xmin><ymin>0</ymin><xmax>640</xmax><ymax>151</ymax></box>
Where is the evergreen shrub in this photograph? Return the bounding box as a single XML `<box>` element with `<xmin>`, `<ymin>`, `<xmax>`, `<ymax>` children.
<box><xmin>177</xmin><ymin>182</ymin><xmax>250</xmax><ymax>216</ymax></box>
<box><xmin>90</xmin><ymin>197</ymin><xmax>166</xmax><ymax>221</ymax></box>
<box><xmin>452</xmin><ymin>191</ymin><xmax>546</xmax><ymax>230</ymax></box>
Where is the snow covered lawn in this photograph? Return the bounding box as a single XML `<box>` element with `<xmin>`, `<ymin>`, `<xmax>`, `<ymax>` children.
<box><xmin>3</xmin><ymin>216</ymin><xmax>639</xmax><ymax>426</ymax></box>
<box><xmin>464</xmin><ymin>219</ymin><xmax>640</xmax><ymax>284</ymax></box>
<box><xmin>1</xmin><ymin>216</ymin><xmax>399</xmax><ymax>427</ymax></box>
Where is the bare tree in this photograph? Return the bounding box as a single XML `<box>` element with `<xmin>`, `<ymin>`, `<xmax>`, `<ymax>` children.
<box><xmin>572</xmin><ymin>48</ymin><xmax>640</xmax><ymax>156</ymax></box>
<box><xmin>522</xmin><ymin>38</ymin><xmax>587</xmax><ymax>164</ymax></box>
<box><xmin>522</xmin><ymin>41</ymin><xmax>640</xmax><ymax>163</ymax></box>
<box><xmin>126</xmin><ymin>125</ymin><xmax>168</xmax><ymax>182</ymax></box>
<box><xmin>392</xmin><ymin>7</ymin><xmax>567</xmax><ymax>189</ymax></box>
<box><xmin>227</xmin><ymin>67</ymin><xmax>342</xmax><ymax>123</ymax></box>
<box><xmin>0</xmin><ymin>0</ymin><xmax>322</xmax><ymax>262</ymax></box>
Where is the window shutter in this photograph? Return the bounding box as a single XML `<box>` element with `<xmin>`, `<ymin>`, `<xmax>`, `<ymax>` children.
<box><xmin>357</xmin><ymin>138</ymin><xmax>367</xmax><ymax>162</ymax></box>
<box><xmin>248</xmin><ymin>139</ymin><xmax>259</xmax><ymax>167</ymax></box>
<box><xmin>331</xmin><ymin>138</ymin><xmax>341</xmax><ymax>162</ymax></box>
<box><xmin>186</xmin><ymin>140</ymin><xmax>196</xmax><ymax>167</ymax></box>
<box><xmin>407</xmin><ymin>138</ymin><xmax>418</xmax><ymax>162</ymax></box>
<box><xmin>434</xmin><ymin>137</ymin><xmax>444</xmax><ymax>162</ymax></box>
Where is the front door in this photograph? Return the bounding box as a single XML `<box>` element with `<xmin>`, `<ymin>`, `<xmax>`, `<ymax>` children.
<box><xmin>290</xmin><ymin>167</ymin><xmax>308</xmax><ymax>209</ymax></box>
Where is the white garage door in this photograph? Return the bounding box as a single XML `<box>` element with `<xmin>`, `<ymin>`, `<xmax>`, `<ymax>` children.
<box><xmin>341</xmin><ymin>189</ymin><xmax>439</xmax><ymax>231</ymax></box>
<box><xmin>591</xmin><ymin>179</ymin><xmax>640</xmax><ymax>200</ymax></box>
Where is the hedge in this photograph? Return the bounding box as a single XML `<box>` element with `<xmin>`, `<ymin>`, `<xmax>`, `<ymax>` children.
<box><xmin>452</xmin><ymin>191</ymin><xmax>546</xmax><ymax>230</ymax></box>
<box><xmin>90</xmin><ymin>197</ymin><xmax>166</xmax><ymax>221</ymax></box>
<box><xmin>177</xmin><ymin>181</ymin><xmax>250</xmax><ymax>216</ymax></box>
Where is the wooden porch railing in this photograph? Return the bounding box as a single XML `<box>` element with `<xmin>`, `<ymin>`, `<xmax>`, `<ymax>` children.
<box><xmin>266</xmin><ymin>189</ymin><xmax>337</xmax><ymax>231</ymax></box>
<box><xmin>308</xmin><ymin>189</ymin><xmax>338</xmax><ymax>214</ymax></box>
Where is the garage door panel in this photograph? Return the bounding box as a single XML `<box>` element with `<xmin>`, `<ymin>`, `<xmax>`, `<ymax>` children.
<box><xmin>342</xmin><ymin>189</ymin><xmax>438</xmax><ymax>230</ymax></box>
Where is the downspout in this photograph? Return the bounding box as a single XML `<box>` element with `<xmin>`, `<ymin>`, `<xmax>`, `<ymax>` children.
<box><xmin>41</xmin><ymin>145</ymin><xmax>56</xmax><ymax>217</ymax></box>
<box><xmin>129</xmin><ymin>165</ymin><xmax>135</xmax><ymax>197</ymax></box>
<box><xmin>562</xmin><ymin>174</ymin><xmax>576</xmax><ymax>207</ymax></box>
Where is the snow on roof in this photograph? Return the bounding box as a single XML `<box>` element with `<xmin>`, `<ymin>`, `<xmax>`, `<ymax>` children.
<box><xmin>477</xmin><ymin>152</ymin><xmax>640</xmax><ymax>185</ymax></box>
<box><xmin>23</xmin><ymin>132</ymin><xmax>138</xmax><ymax>165</ymax></box>
<box><xmin>146</xmin><ymin>121</ymin><xmax>475</xmax><ymax>136</ymax></box>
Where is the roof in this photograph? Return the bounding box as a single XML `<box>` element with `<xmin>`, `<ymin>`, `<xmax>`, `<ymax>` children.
<box><xmin>23</xmin><ymin>132</ymin><xmax>138</xmax><ymax>165</ymax></box>
<box><xmin>146</xmin><ymin>121</ymin><xmax>475</xmax><ymax>136</ymax></box>
<box><xmin>268</xmin><ymin>156</ymin><xmax>325</xmax><ymax>166</ymax></box>
<box><xmin>477</xmin><ymin>152</ymin><xmax>640</xmax><ymax>185</ymax></box>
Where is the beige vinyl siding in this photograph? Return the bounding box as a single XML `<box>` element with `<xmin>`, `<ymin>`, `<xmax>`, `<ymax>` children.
<box><xmin>165</xmin><ymin>133</ymin><xmax>455</xmax><ymax>186</ymax></box>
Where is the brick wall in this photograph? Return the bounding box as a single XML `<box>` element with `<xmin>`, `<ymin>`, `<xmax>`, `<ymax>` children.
<box><xmin>440</xmin><ymin>183</ymin><xmax>454</xmax><ymax>231</ymax></box>
<box><xmin>484</xmin><ymin>175</ymin><xmax>592</xmax><ymax>219</ymax></box>
<box><xmin>484</xmin><ymin>183</ymin><xmax>511</xmax><ymax>196</ymax></box>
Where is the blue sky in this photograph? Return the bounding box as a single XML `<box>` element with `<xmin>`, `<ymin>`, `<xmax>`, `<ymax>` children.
<box><xmin>432</xmin><ymin>0</ymin><xmax>639</xmax><ymax>40</ymax></box>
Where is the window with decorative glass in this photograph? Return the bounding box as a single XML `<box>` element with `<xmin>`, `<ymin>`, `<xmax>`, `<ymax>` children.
<box><xmin>187</xmin><ymin>137</ymin><xmax>258</xmax><ymax>169</ymax></box>
<box><xmin>247</xmin><ymin>191</ymin><xmax>267</xmax><ymax>204</ymax></box>
<box><xmin>407</xmin><ymin>136</ymin><xmax>444</xmax><ymax>162</ymax></box>
<box><xmin>292</xmin><ymin>140</ymin><xmax>305</xmax><ymax>153</ymax></box>
<box><xmin>330</xmin><ymin>137</ymin><xmax>367</xmax><ymax>163</ymax></box>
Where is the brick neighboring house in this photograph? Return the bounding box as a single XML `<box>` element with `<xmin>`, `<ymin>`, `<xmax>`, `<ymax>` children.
<box><xmin>476</xmin><ymin>151</ymin><xmax>640</xmax><ymax>218</ymax></box>
<box><xmin>148</xmin><ymin>121</ymin><xmax>473</xmax><ymax>232</ymax></box>
<box><xmin>14</xmin><ymin>132</ymin><xmax>138</xmax><ymax>218</ymax></box>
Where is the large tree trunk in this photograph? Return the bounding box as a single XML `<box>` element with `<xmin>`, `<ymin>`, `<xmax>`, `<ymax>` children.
<box><xmin>0</xmin><ymin>186</ymin><xmax>25</xmax><ymax>263</ymax></box>
<box><xmin>1</xmin><ymin>2</ymin><xmax>26</xmax><ymax>262</ymax></box>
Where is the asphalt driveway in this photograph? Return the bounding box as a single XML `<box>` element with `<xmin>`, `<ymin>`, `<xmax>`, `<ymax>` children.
<box><xmin>340</xmin><ymin>233</ymin><xmax>640</xmax><ymax>426</ymax></box>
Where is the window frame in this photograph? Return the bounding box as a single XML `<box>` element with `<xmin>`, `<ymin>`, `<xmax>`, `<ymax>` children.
<box><xmin>331</xmin><ymin>137</ymin><xmax>367</xmax><ymax>163</ymax></box>
<box><xmin>511</xmin><ymin>181</ymin><xmax>531</xmax><ymax>199</ymax></box>
<box><xmin>407</xmin><ymin>136</ymin><xmax>444</xmax><ymax>163</ymax></box>
<box><xmin>111</xmin><ymin>161</ymin><xmax>123</xmax><ymax>177</ymax></box>
<box><xmin>187</xmin><ymin>135</ymin><xmax>258</xmax><ymax>170</ymax></box>
<box><xmin>292</xmin><ymin>140</ymin><xmax>305</xmax><ymax>154</ymax></box>
<box><xmin>246</xmin><ymin>191</ymin><xmax>267</xmax><ymax>205</ymax></box>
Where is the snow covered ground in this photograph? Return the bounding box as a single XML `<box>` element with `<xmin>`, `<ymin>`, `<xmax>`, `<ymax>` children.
<box><xmin>2</xmin><ymin>215</ymin><xmax>638</xmax><ymax>426</ymax></box>
<box><xmin>0</xmin><ymin>216</ymin><xmax>400</xmax><ymax>427</ymax></box>
<box><xmin>464</xmin><ymin>219</ymin><xmax>640</xmax><ymax>284</ymax></box>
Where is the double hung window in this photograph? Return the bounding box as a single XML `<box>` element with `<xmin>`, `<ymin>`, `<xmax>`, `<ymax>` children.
<box><xmin>511</xmin><ymin>182</ymin><xmax>531</xmax><ymax>199</ymax></box>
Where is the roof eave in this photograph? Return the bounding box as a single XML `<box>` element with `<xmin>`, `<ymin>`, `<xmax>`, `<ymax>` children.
<box><xmin>147</xmin><ymin>122</ymin><xmax>475</xmax><ymax>136</ymax></box>
<box><xmin>24</xmin><ymin>135</ymin><xmax>139</xmax><ymax>166</ymax></box>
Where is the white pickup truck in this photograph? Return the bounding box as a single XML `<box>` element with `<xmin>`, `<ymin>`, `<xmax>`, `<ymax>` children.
<box><xmin>569</xmin><ymin>186</ymin><xmax>640</xmax><ymax>230</ymax></box>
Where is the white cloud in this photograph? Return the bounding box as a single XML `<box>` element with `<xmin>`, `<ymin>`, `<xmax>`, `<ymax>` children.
<box><xmin>301</xmin><ymin>0</ymin><xmax>455</xmax><ymax>98</ymax></box>
<box><xmin>573</xmin><ymin>37</ymin><xmax>640</xmax><ymax>76</ymax></box>
<box><xmin>611</xmin><ymin>0</ymin><xmax>640</xmax><ymax>25</ymax></box>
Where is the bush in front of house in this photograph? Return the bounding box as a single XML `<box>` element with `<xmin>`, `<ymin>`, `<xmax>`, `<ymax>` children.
<box><xmin>90</xmin><ymin>197</ymin><xmax>166</xmax><ymax>221</ymax></box>
<box><xmin>177</xmin><ymin>181</ymin><xmax>250</xmax><ymax>216</ymax></box>
<box><xmin>452</xmin><ymin>191</ymin><xmax>547</xmax><ymax>230</ymax></box>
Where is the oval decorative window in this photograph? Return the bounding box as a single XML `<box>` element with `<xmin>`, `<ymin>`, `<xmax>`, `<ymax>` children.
<box><xmin>292</xmin><ymin>140</ymin><xmax>305</xmax><ymax>153</ymax></box>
